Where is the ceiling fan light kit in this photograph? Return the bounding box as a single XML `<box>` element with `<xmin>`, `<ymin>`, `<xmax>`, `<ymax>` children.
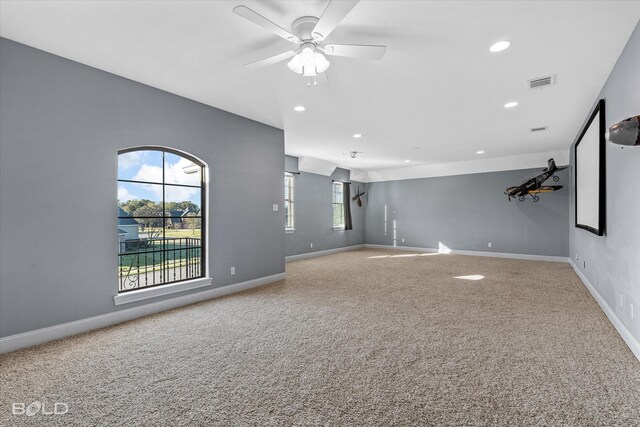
<box><xmin>233</xmin><ymin>0</ymin><xmax>386</xmax><ymax>82</ymax></box>
<box><xmin>286</xmin><ymin>43</ymin><xmax>330</xmax><ymax>77</ymax></box>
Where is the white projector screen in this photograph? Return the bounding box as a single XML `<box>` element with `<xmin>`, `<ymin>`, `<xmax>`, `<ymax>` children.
<box><xmin>575</xmin><ymin>100</ymin><xmax>605</xmax><ymax>236</ymax></box>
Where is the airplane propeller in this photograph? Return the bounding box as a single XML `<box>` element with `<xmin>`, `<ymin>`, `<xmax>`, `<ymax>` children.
<box><xmin>352</xmin><ymin>186</ymin><xmax>366</xmax><ymax>207</ymax></box>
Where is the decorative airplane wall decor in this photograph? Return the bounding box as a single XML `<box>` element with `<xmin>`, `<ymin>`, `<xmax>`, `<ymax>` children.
<box><xmin>504</xmin><ymin>158</ymin><xmax>566</xmax><ymax>202</ymax></box>
<box><xmin>607</xmin><ymin>115</ymin><xmax>640</xmax><ymax>146</ymax></box>
<box><xmin>352</xmin><ymin>186</ymin><xmax>366</xmax><ymax>207</ymax></box>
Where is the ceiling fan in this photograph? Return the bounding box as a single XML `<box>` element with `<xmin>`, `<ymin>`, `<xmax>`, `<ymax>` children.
<box><xmin>232</xmin><ymin>0</ymin><xmax>386</xmax><ymax>82</ymax></box>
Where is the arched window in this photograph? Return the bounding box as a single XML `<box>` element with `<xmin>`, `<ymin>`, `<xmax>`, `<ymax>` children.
<box><xmin>117</xmin><ymin>148</ymin><xmax>205</xmax><ymax>292</ymax></box>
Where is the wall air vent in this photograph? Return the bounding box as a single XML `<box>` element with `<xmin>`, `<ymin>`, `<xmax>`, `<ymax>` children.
<box><xmin>530</xmin><ymin>126</ymin><xmax>548</xmax><ymax>133</ymax></box>
<box><xmin>528</xmin><ymin>75</ymin><xmax>555</xmax><ymax>89</ymax></box>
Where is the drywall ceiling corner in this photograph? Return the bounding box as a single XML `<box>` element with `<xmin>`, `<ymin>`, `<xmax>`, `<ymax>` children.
<box><xmin>349</xmin><ymin>168</ymin><xmax>369</xmax><ymax>183</ymax></box>
<box><xmin>298</xmin><ymin>156</ymin><xmax>338</xmax><ymax>176</ymax></box>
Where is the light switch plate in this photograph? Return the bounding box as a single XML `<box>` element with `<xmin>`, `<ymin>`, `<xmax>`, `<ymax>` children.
<box><xmin>272</xmin><ymin>204</ymin><xmax>279</xmax><ymax>211</ymax></box>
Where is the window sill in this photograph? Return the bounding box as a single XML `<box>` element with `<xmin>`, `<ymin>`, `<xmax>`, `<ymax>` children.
<box><xmin>113</xmin><ymin>277</ymin><xmax>213</xmax><ymax>306</ymax></box>
<box><xmin>333</xmin><ymin>225</ymin><xmax>345</xmax><ymax>231</ymax></box>
<box><xmin>285</xmin><ymin>228</ymin><xmax>296</xmax><ymax>234</ymax></box>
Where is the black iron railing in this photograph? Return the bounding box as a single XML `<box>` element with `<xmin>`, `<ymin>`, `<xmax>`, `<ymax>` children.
<box><xmin>118</xmin><ymin>237</ymin><xmax>203</xmax><ymax>292</ymax></box>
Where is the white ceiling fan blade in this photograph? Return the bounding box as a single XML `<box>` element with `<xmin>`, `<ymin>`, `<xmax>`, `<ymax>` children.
<box><xmin>323</xmin><ymin>44</ymin><xmax>386</xmax><ymax>60</ymax></box>
<box><xmin>311</xmin><ymin>0</ymin><xmax>359</xmax><ymax>41</ymax></box>
<box><xmin>246</xmin><ymin>51</ymin><xmax>297</xmax><ymax>69</ymax></box>
<box><xmin>233</xmin><ymin>5</ymin><xmax>300</xmax><ymax>43</ymax></box>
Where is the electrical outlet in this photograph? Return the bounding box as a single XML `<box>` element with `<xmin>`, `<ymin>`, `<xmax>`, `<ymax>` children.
<box><xmin>402</xmin><ymin>238</ymin><xmax>405</xmax><ymax>243</ymax></box>
<box><xmin>310</xmin><ymin>243</ymin><xmax>313</xmax><ymax>248</ymax></box>
<box><xmin>272</xmin><ymin>204</ymin><xmax>279</xmax><ymax>211</ymax></box>
<box><xmin>488</xmin><ymin>242</ymin><xmax>492</xmax><ymax>248</ymax></box>
<box><xmin>230</xmin><ymin>267</ymin><xmax>236</xmax><ymax>276</ymax></box>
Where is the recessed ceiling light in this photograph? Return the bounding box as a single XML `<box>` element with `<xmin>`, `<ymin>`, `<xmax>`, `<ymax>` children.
<box><xmin>490</xmin><ymin>41</ymin><xmax>511</xmax><ymax>53</ymax></box>
<box><xmin>404</xmin><ymin>159</ymin><xmax>411</xmax><ymax>163</ymax></box>
<box><xmin>476</xmin><ymin>150</ymin><xmax>485</xmax><ymax>154</ymax></box>
<box><xmin>504</xmin><ymin>101</ymin><xmax>518</xmax><ymax>108</ymax></box>
<box><xmin>353</xmin><ymin>133</ymin><xmax>362</xmax><ymax>138</ymax></box>
<box><xmin>294</xmin><ymin>105</ymin><xmax>305</xmax><ymax>112</ymax></box>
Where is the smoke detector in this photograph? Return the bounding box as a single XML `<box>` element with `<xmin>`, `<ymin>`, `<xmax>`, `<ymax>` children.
<box><xmin>349</xmin><ymin>151</ymin><xmax>359</xmax><ymax>159</ymax></box>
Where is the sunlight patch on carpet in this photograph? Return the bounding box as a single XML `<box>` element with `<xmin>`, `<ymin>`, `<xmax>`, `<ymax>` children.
<box><xmin>454</xmin><ymin>274</ymin><xmax>485</xmax><ymax>281</ymax></box>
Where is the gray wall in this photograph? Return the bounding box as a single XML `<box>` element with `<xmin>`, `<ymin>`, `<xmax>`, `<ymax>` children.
<box><xmin>0</xmin><ymin>38</ymin><xmax>285</xmax><ymax>338</ymax></box>
<box><xmin>285</xmin><ymin>158</ymin><xmax>365</xmax><ymax>257</ymax></box>
<box><xmin>365</xmin><ymin>168</ymin><xmax>569</xmax><ymax>257</ymax></box>
<box><xmin>569</xmin><ymin>22</ymin><xmax>640</xmax><ymax>343</ymax></box>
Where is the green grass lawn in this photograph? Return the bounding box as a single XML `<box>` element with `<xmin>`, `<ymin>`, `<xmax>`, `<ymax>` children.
<box><xmin>163</xmin><ymin>228</ymin><xmax>201</xmax><ymax>238</ymax></box>
<box><xmin>140</xmin><ymin>227</ymin><xmax>201</xmax><ymax>239</ymax></box>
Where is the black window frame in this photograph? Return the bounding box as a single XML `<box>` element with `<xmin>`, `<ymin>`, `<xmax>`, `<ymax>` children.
<box><xmin>117</xmin><ymin>147</ymin><xmax>206</xmax><ymax>293</ymax></box>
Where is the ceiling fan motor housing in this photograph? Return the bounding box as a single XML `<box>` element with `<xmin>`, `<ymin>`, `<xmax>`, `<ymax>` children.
<box><xmin>292</xmin><ymin>16</ymin><xmax>320</xmax><ymax>41</ymax></box>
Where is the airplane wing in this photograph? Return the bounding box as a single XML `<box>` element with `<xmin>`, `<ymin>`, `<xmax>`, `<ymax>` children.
<box><xmin>529</xmin><ymin>185</ymin><xmax>563</xmax><ymax>194</ymax></box>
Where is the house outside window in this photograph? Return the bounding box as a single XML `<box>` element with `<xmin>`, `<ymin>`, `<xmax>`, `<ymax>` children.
<box><xmin>285</xmin><ymin>173</ymin><xmax>295</xmax><ymax>231</ymax></box>
<box><xmin>333</xmin><ymin>181</ymin><xmax>344</xmax><ymax>229</ymax></box>
<box><xmin>117</xmin><ymin>148</ymin><xmax>205</xmax><ymax>292</ymax></box>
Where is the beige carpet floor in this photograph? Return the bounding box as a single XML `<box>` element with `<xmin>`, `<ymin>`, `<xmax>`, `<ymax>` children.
<box><xmin>1</xmin><ymin>249</ymin><xmax>639</xmax><ymax>426</ymax></box>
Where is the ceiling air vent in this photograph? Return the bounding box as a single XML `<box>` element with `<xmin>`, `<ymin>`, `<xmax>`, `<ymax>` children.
<box><xmin>528</xmin><ymin>75</ymin><xmax>555</xmax><ymax>89</ymax></box>
<box><xmin>530</xmin><ymin>126</ymin><xmax>548</xmax><ymax>133</ymax></box>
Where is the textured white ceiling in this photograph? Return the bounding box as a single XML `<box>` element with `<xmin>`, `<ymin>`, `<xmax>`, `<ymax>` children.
<box><xmin>1</xmin><ymin>1</ymin><xmax>638</xmax><ymax>176</ymax></box>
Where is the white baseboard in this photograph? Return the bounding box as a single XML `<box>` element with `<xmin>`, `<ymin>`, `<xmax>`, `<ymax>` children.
<box><xmin>363</xmin><ymin>244</ymin><xmax>569</xmax><ymax>263</ymax></box>
<box><xmin>285</xmin><ymin>244</ymin><xmax>364</xmax><ymax>262</ymax></box>
<box><xmin>0</xmin><ymin>272</ymin><xmax>287</xmax><ymax>355</ymax></box>
<box><xmin>568</xmin><ymin>260</ymin><xmax>640</xmax><ymax>362</ymax></box>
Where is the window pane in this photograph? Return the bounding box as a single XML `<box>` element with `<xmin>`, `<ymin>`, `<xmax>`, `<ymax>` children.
<box><xmin>284</xmin><ymin>202</ymin><xmax>289</xmax><ymax>227</ymax></box>
<box><xmin>285</xmin><ymin>201</ymin><xmax>293</xmax><ymax>228</ymax></box>
<box><xmin>333</xmin><ymin>203</ymin><xmax>344</xmax><ymax>226</ymax></box>
<box><xmin>136</xmin><ymin>217</ymin><xmax>165</xmax><ymax>241</ymax></box>
<box><xmin>117</xmin><ymin>220</ymin><xmax>141</xmax><ymax>255</ymax></box>
<box><xmin>164</xmin><ymin>152</ymin><xmax>202</xmax><ymax>186</ymax></box>
<box><xmin>165</xmin><ymin>186</ymin><xmax>201</xmax><ymax>214</ymax></box>
<box><xmin>333</xmin><ymin>183</ymin><xmax>343</xmax><ymax>203</ymax></box>
<box><xmin>118</xmin><ymin>150</ymin><xmax>163</xmax><ymax>183</ymax></box>
<box><xmin>164</xmin><ymin>215</ymin><xmax>202</xmax><ymax>240</ymax></box>
<box><xmin>118</xmin><ymin>181</ymin><xmax>163</xmax><ymax>210</ymax></box>
<box><xmin>284</xmin><ymin>176</ymin><xmax>293</xmax><ymax>201</ymax></box>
